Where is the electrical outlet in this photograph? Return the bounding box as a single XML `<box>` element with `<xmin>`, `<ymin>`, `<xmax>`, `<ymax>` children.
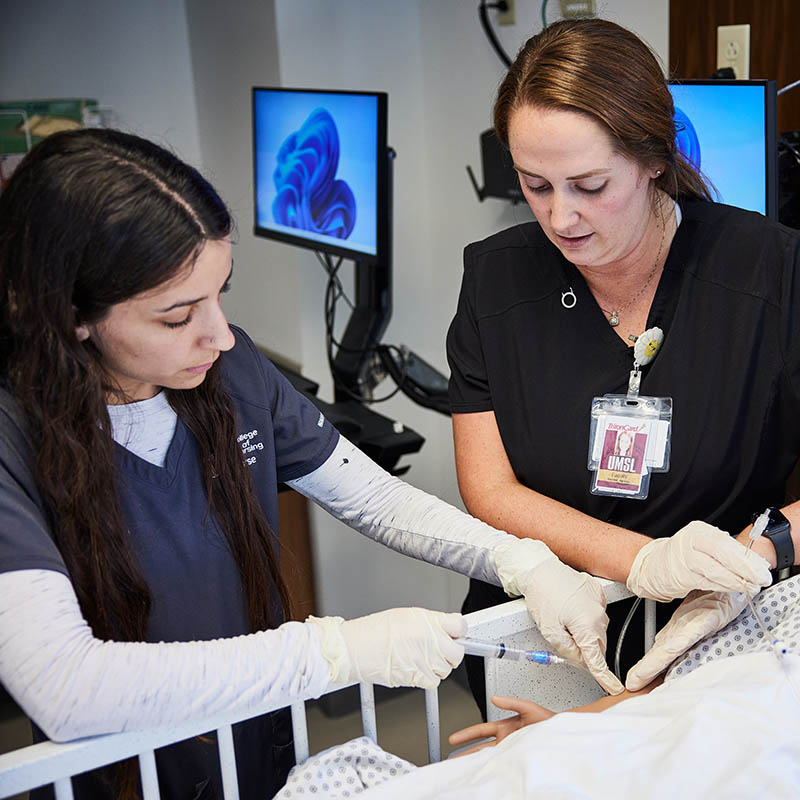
<box><xmin>559</xmin><ymin>0</ymin><xmax>596</xmax><ymax>17</ymax></box>
<box><xmin>717</xmin><ymin>24</ymin><xmax>750</xmax><ymax>79</ymax></box>
<box><xmin>497</xmin><ymin>0</ymin><xmax>515</xmax><ymax>26</ymax></box>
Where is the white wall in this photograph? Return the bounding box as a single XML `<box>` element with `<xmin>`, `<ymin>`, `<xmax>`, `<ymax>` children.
<box><xmin>1</xmin><ymin>0</ymin><xmax>668</xmax><ymax>621</ymax></box>
<box><xmin>0</xmin><ymin>0</ymin><xmax>202</xmax><ymax>165</ymax></box>
<box><xmin>273</xmin><ymin>0</ymin><xmax>669</xmax><ymax>618</ymax></box>
<box><xmin>0</xmin><ymin>0</ymin><xmax>302</xmax><ymax>364</ymax></box>
<box><xmin>183</xmin><ymin>0</ymin><xmax>304</xmax><ymax>362</ymax></box>
<box><xmin>273</xmin><ymin>1</ymin><xmax>481</xmax><ymax>618</ymax></box>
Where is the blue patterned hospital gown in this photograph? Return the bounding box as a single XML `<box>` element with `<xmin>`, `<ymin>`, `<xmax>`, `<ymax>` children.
<box><xmin>666</xmin><ymin>574</ymin><xmax>800</xmax><ymax>681</ymax></box>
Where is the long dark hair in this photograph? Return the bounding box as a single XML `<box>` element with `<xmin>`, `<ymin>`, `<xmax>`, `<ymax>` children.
<box><xmin>494</xmin><ymin>18</ymin><xmax>712</xmax><ymax>202</ymax></box>
<box><xmin>0</xmin><ymin>128</ymin><xmax>290</xmax><ymax>647</ymax></box>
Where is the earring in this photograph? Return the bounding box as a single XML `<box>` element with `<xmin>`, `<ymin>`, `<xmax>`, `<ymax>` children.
<box><xmin>654</xmin><ymin>169</ymin><xmax>662</xmax><ymax>178</ymax></box>
<box><xmin>75</xmin><ymin>325</ymin><xmax>90</xmax><ymax>342</ymax></box>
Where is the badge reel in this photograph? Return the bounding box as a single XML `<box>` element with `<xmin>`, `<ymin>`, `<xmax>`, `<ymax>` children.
<box><xmin>587</xmin><ymin>329</ymin><xmax>672</xmax><ymax>500</ymax></box>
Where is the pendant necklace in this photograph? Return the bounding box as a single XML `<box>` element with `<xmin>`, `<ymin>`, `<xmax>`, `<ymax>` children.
<box><xmin>599</xmin><ymin>209</ymin><xmax>667</xmax><ymax>328</ymax></box>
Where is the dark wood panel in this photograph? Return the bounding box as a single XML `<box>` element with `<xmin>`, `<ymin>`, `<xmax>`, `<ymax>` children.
<box><xmin>669</xmin><ymin>0</ymin><xmax>800</xmax><ymax>132</ymax></box>
<box><xmin>278</xmin><ymin>488</ymin><xmax>317</xmax><ymax>621</ymax></box>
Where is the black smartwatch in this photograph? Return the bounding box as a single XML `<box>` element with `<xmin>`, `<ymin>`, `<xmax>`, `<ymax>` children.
<box><xmin>752</xmin><ymin>507</ymin><xmax>794</xmax><ymax>570</ymax></box>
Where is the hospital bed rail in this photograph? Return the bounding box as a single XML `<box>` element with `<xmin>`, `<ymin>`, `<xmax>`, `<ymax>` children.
<box><xmin>0</xmin><ymin>581</ymin><xmax>652</xmax><ymax>800</ymax></box>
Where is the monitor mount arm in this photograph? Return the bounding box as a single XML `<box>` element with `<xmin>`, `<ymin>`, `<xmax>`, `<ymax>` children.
<box><xmin>330</xmin><ymin>148</ymin><xmax>451</xmax><ymax>415</ymax></box>
<box><xmin>332</xmin><ymin>148</ymin><xmax>394</xmax><ymax>401</ymax></box>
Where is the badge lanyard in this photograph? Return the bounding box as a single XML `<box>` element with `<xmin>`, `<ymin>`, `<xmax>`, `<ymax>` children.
<box><xmin>587</xmin><ymin>327</ymin><xmax>672</xmax><ymax>500</ymax></box>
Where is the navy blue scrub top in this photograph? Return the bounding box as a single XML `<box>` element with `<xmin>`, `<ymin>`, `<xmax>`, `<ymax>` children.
<box><xmin>0</xmin><ymin>324</ymin><xmax>339</xmax><ymax>800</ymax></box>
<box><xmin>117</xmin><ymin>325</ymin><xmax>338</xmax><ymax>643</ymax></box>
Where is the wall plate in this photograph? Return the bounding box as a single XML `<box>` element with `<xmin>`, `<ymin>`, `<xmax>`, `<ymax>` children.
<box><xmin>717</xmin><ymin>24</ymin><xmax>750</xmax><ymax>79</ymax></box>
<box><xmin>497</xmin><ymin>0</ymin><xmax>515</xmax><ymax>26</ymax></box>
<box><xmin>559</xmin><ymin>0</ymin><xmax>596</xmax><ymax>17</ymax></box>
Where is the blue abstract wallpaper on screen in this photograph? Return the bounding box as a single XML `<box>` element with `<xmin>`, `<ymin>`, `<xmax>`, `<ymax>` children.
<box><xmin>668</xmin><ymin>83</ymin><xmax>767</xmax><ymax>214</ymax></box>
<box><xmin>673</xmin><ymin>106</ymin><xmax>701</xmax><ymax>171</ymax></box>
<box><xmin>272</xmin><ymin>108</ymin><xmax>356</xmax><ymax>240</ymax></box>
<box><xmin>254</xmin><ymin>90</ymin><xmax>378</xmax><ymax>256</ymax></box>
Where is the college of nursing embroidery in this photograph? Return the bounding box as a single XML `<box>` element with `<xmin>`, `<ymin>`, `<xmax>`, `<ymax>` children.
<box><xmin>587</xmin><ymin>327</ymin><xmax>673</xmax><ymax>500</ymax></box>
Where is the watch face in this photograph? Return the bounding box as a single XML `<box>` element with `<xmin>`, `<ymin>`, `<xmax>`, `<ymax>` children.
<box><xmin>767</xmin><ymin>508</ymin><xmax>791</xmax><ymax>529</ymax></box>
<box><xmin>754</xmin><ymin>507</ymin><xmax>791</xmax><ymax>529</ymax></box>
<box><xmin>761</xmin><ymin>507</ymin><xmax>795</xmax><ymax>571</ymax></box>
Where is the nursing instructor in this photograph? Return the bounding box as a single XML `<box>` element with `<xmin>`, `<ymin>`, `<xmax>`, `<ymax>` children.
<box><xmin>448</xmin><ymin>18</ymin><xmax>800</xmax><ymax>712</ymax></box>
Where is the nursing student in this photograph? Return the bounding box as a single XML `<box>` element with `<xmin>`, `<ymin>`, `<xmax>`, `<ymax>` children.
<box><xmin>447</xmin><ymin>17</ymin><xmax>798</xmax><ymax>714</ymax></box>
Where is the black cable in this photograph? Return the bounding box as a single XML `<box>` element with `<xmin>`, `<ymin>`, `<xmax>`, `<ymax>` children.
<box><xmin>377</xmin><ymin>347</ymin><xmax>452</xmax><ymax>416</ymax></box>
<box><xmin>316</xmin><ymin>253</ymin><xmax>450</xmax><ymax>412</ymax></box>
<box><xmin>479</xmin><ymin>0</ymin><xmax>512</xmax><ymax>68</ymax></box>
<box><xmin>779</xmin><ymin>135</ymin><xmax>800</xmax><ymax>169</ymax></box>
<box><xmin>319</xmin><ymin>252</ymin><xmax>404</xmax><ymax>404</ymax></box>
<box><xmin>316</xmin><ymin>252</ymin><xmax>353</xmax><ymax>310</ymax></box>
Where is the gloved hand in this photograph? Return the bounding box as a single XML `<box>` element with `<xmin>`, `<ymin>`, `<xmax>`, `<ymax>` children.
<box><xmin>625</xmin><ymin>589</ymin><xmax>749</xmax><ymax>690</ymax></box>
<box><xmin>495</xmin><ymin>539</ymin><xmax>624</xmax><ymax>695</ymax></box>
<box><xmin>626</xmin><ymin>521</ymin><xmax>772</xmax><ymax>602</ymax></box>
<box><xmin>309</xmin><ymin>608</ymin><xmax>466</xmax><ymax>689</ymax></box>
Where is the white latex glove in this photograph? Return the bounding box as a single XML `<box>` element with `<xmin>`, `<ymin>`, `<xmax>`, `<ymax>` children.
<box><xmin>626</xmin><ymin>521</ymin><xmax>772</xmax><ymax>602</ymax></box>
<box><xmin>495</xmin><ymin>539</ymin><xmax>624</xmax><ymax>695</ymax></box>
<box><xmin>309</xmin><ymin>608</ymin><xmax>466</xmax><ymax>690</ymax></box>
<box><xmin>625</xmin><ymin>589</ymin><xmax>749</xmax><ymax>690</ymax></box>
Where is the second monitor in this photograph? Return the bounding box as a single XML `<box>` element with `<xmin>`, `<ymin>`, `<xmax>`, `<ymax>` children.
<box><xmin>668</xmin><ymin>78</ymin><xmax>778</xmax><ymax>219</ymax></box>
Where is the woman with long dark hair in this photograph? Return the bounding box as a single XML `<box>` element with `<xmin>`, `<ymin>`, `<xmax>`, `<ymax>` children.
<box><xmin>0</xmin><ymin>127</ymin><xmax>697</xmax><ymax>799</ymax></box>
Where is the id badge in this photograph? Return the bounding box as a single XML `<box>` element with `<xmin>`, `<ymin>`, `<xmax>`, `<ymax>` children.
<box><xmin>587</xmin><ymin>394</ymin><xmax>672</xmax><ymax>500</ymax></box>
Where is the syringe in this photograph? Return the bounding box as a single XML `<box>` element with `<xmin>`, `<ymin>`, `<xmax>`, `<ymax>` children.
<box><xmin>457</xmin><ymin>638</ymin><xmax>566</xmax><ymax>665</ymax></box>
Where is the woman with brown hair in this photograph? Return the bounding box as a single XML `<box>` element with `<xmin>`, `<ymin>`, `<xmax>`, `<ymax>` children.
<box><xmin>448</xmin><ymin>17</ymin><xmax>798</xmax><ymax>714</ymax></box>
<box><xmin>0</xmin><ymin>126</ymin><xmax>677</xmax><ymax>800</ymax></box>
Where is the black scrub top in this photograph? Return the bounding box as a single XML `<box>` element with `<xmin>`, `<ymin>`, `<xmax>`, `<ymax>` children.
<box><xmin>447</xmin><ymin>198</ymin><xmax>800</xmax><ymax>697</ymax></box>
<box><xmin>448</xmin><ymin>198</ymin><xmax>800</xmax><ymax>539</ymax></box>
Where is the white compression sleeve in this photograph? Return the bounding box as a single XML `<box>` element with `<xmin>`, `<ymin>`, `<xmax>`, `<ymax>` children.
<box><xmin>287</xmin><ymin>436</ymin><xmax>554</xmax><ymax>586</ymax></box>
<box><xmin>0</xmin><ymin>569</ymin><xmax>332</xmax><ymax>742</ymax></box>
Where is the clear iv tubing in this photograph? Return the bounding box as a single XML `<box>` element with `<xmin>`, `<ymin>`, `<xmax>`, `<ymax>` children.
<box><xmin>614</xmin><ymin>596</ymin><xmax>642</xmax><ymax>680</ymax></box>
<box><xmin>457</xmin><ymin>638</ymin><xmax>567</xmax><ymax>665</ymax></box>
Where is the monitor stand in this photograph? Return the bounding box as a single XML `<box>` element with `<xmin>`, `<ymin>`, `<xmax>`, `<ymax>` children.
<box><xmin>276</xmin><ymin>361</ymin><xmax>423</xmax><ymax>476</ymax></box>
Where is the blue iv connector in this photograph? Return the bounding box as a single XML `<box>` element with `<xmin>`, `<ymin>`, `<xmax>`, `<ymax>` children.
<box><xmin>456</xmin><ymin>638</ymin><xmax>567</xmax><ymax>665</ymax></box>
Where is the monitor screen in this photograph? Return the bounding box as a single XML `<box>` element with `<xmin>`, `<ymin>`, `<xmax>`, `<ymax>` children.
<box><xmin>252</xmin><ymin>87</ymin><xmax>389</xmax><ymax>263</ymax></box>
<box><xmin>668</xmin><ymin>79</ymin><xmax>777</xmax><ymax>218</ymax></box>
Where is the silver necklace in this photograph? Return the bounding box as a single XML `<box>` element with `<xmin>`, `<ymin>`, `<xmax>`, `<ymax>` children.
<box><xmin>598</xmin><ymin>214</ymin><xmax>667</xmax><ymax>328</ymax></box>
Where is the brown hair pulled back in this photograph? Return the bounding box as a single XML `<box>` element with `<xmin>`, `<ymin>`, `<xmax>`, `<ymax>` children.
<box><xmin>494</xmin><ymin>18</ymin><xmax>712</xmax><ymax>201</ymax></box>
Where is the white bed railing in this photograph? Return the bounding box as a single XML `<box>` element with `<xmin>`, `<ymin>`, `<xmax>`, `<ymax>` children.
<box><xmin>0</xmin><ymin>581</ymin><xmax>653</xmax><ymax>799</ymax></box>
<box><xmin>468</xmin><ymin>579</ymin><xmax>651</xmax><ymax>718</ymax></box>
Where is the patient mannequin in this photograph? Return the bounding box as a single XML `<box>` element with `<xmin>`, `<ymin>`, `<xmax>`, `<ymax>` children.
<box><xmin>275</xmin><ymin>575</ymin><xmax>800</xmax><ymax>798</ymax></box>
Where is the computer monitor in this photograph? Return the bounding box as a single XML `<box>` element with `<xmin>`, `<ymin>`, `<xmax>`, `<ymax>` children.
<box><xmin>252</xmin><ymin>87</ymin><xmax>389</xmax><ymax>264</ymax></box>
<box><xmin>668</xmin><ymin>79</ymin><xmax>778</xmax><ymax>219</ymax></box>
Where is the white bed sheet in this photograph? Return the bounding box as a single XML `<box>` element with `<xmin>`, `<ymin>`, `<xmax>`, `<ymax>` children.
<box><xmin>361</xmin><ymin>652</ymin><xmax>800</xmax><ymax>799</ymax></box>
